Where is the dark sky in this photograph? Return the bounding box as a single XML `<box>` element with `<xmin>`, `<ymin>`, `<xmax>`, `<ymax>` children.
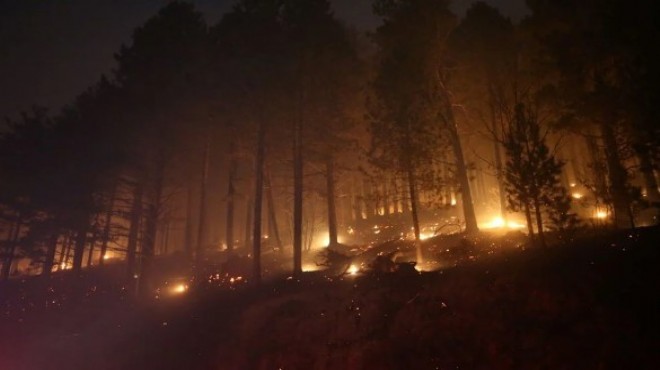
<box><xmin>0</xmin><ymin>0</ymin><xmax>528</xmax><ymax>120</ymax></box>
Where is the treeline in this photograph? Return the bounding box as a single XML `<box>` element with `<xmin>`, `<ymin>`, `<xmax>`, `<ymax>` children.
<box><xmin>1</xmin><ymin>0</ymin><xmax>658</xmax><ymax>290</ymax></box>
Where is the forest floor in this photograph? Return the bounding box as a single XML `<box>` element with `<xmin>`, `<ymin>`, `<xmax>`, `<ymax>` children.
<box><xmin>1</xmin><ymin>226</ymin><xmax>659</xmax><ymax>370</ymax></box>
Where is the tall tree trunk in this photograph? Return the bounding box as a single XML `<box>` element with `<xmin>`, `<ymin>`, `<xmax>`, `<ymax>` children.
<box><xmin>494</xmin><ymin>140</ymin><xmax>507</xmax><ymax>220</ymax></box>
<box><xmin>1</xmin><ymin>217</ymin><xmax>22</xmax><ymax>281</ymax></box>
<box><xmin>62</xmin><ymin>233</ymin><xmax>72</xmax><ymax>269</ymax></box>
<box><xmin>293</xmin><ymin>103</ymin><xmax>303</xmax><ymax>277</ymax></box>
<box><xmin>406</xmin><ymin>165</ymin><xmax>423</xmax><ymax>263</ymax></box>
<box><xmin>350</xmin><ymin>176</ymin><xmax>359</xmax><ymax>221</ymax></box>
<box><xmin>126</xmin><ymin>182</ymin><xmax>143</xmax><ymax>279</ymax></box>
<box><xmin>265</xmin><ymin>165</ymin><xmax>283</xmax><ymax>251</ymax></box>
<box><xmin>195</xmin><ymin>138</ymin><xmax>210</xmax><ymax>267</ymax></box>
<box><xmin>225</xmin><ymin>139</ymin><xmax>238</xmax><ymax>252</ymax></box>
<box><xmin>162</xmin><ymin>219</ymin><xmax>170</xmax><ymax>255</ymax></box>
<box><xmin>443</xmin><ymin>96</ymin><xmax>479</xmax><ymax>233</ymax></box>
<box><xmin>244</xmin><ymin>198</ymin><xmax>252</xmax><ymax>249</ymax></box>
<box><xmin>184</xmin><ymin>181</ymin><xmax>194</xmax><ymax>259</ymax></box>
<box><xmin>489</xmin><ymin>83</ymin><xmax>508</xmax><ymax>221</ymax></box>
<box><xmin>86</xmin><ymin>239</ymin><xmax>95</xmax><ymax>267</ymax></box>
<box><xmin>533</xmin><ymin>197</ymin><xmax>546</xmax><ymax>247</ymax></box>
<box><xmin>523</xmin><ymin>202</ymin><xmax>535</xmax><ymax>242</ymax></box>
<box><xmin>99</xmin><ymin>183</ymin><xmax>118</xmax><ymax>265</ymax></box>
<box><xmin>585</xmin><ymin>134</ymin><xmax>608</xmax><ymax>197</ymax></box>
<box><xmin>139</xmin><ymin>162</ymin><xmax>164</xmax><ymax>298</ymax></box>
<box><xmin>635</xmin><ymin>142</ymin><xmax>660</xmax><ymax>203</ymax></box>
<box><xmin>86</xmin><ymin>214</ymin><xmax>100</xmax><ymax>267</ymax></box>
<box><xmin>599</xmin><ymin>121</ymin><xmax>633</xmax><ymax>228</ymax></box>
<box><xmin>42</xmin><ymin>233</ymin><xmax>59</xmax><ymax>277</ymax></box>
<box><xmin>72</xmin><ymin>218</ymin><xmax>88</xmax><ymax>274</ymax></box>
<box><xmin>252</xmin><ymin>121</ymin><xmax>265</xmax><ymax>284</ymax></box>
<box><xmin>326</xmin><ymin>157</ymin><xmax>338</xmax><ymax>247</ymax></box>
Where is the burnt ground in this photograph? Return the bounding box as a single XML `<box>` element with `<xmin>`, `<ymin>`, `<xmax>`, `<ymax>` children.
<box><xmin>1</xmin><ymin>226</ymin><xmax>659</xmax><ymax>370</ymax></box>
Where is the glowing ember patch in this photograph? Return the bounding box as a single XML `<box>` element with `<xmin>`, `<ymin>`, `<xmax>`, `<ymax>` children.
<box><xmin>171</xmin><ymin>284</ymin><xmax>188</xmax><ymax>294</ymax></box>
<box><xmin>507</xmin><ymin>220</ymin><xmax>526</xmax><ymax>229</ymax></box>
<box><xmin>481</xmin><ymin>216</ymin><xmax>525</xmax><ymax>230</ymax></box>
<box><xmin>419</xmin><ymin>233</ymin><xmax>434</xmax><ymax>241</ymax></box>
<box><xmin>572</xmin><ymin>193</ymin><xmax>583</xmax><ymax>199</ymax></box>
<box><xmin>348</xmin><ymin>265</ymin><xmax>359</xmax><ymax>275</ymax></box>
<box><xmin>303</xmin><ymin>264</ymin><xmax>321</xmax><ymax>272</ymax></box>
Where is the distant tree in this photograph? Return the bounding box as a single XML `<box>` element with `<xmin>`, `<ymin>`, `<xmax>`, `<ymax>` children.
<box><xmin>212</xmin><ymin>0</ymin><xmax>294</xmax><ymax>282</ymax></box>
<box><xmin>113</xmin><ymin>0</ymin><xmax>209</xmax><ymax>294</ymax></box>
<box><xmin>525</xmin><ymin>0</ymin><xmax>658</xmax><ymax>227</ymax></box>
<box><xmin>449</xmin><ymin>2</ymin><xmax>518</xmax><ymax>222</ymax></box>
<box><xmin>371</xmin><ymin>0</ymin><xmax>479</xmax><ymax>251</ymax></box>
<box><xmin>0</xmin><ymin>108</ymin><xmax>49</xmax><ymax>279</ymax></box>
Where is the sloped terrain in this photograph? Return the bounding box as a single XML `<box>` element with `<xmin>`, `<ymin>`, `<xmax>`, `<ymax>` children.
<box><xmin>2</xmin><ymin>227</ymin><xmax>659</xmax><ymax>369</ymax></box>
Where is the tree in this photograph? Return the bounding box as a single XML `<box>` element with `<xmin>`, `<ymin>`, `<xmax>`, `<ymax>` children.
<box><xmin>525</xmin><ymin>0</ymin><xmax>658</xmax><ymax>228</ymax></box>
<box><xmin>371</xmin><ymin>0</ymin><xmax>479</xmax><ymax>248</ymax></box>
<box><xmin>449</xmin><ymin>2</ymin><xmax>518</xmax><ymax>222</ymax></box>
<box><xmin>503</xmin><ymin>102</ymin><xmax>574</xmax><ymax>246</ymax></box>
<box><xmin>213</xmin><ymin>0</ymin><xmax>296</xmax><ymax>281</ymax></box>
<box><xmin>113</xmin><ymin>0</ymin><xmax>209</xmax><ymax>294</ymax></box>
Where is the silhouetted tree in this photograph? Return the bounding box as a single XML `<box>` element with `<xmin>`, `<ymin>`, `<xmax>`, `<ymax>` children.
<box><xmin>503</xmin><ymin>103</ymin><xmax>573</xmax><ymax>246</ymax></box>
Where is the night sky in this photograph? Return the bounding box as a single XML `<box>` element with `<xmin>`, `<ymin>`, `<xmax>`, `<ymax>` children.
<box><xmin>0</xmin><ymin>0</ymin><xmax>528</xmax><ymax>121</ymax></box>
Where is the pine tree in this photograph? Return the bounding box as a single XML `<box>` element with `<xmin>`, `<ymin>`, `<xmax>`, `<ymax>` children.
<box><xmin>503</xmin><ymin>103</ymin><xmax>576</xmax><ymax>246</ymax></box>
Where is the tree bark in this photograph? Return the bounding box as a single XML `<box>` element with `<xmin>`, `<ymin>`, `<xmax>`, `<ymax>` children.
<box><xmin>99</xmin><ymin>182</ymin><xmax>118</xmax><ymax>265</ymax></box>
<box><xmin>86</xmin><ymin>214</ymin><xmax>100</xmax><ymax>267</ymax></box>
<box><xmin>62</xmin><ymin>233</ymin><xmax>72</xmax><ymax>269</ymax></box>
<box><xmin>42</xmin><ymin>233</ymin><xmax>59</xmax><ymax>277</ymax></box>
<box><xmin>635</xmin><ymin>142</ymin><xmax>660</xmax><ymax>203</ymax></box>
<box><xmin>443</xmin><ymin>93</ymin><xmax>479</xmax><ymax>233</ymax></box>
<box><xmin>195</xmin><ymin>138</ymin><xmax>210</xmax><ymax>267</ymax></box>
<box><xmin>599</xmin><ymin>121</ymin><xmax>633</xmax><ymax>228</ymax></box>
<box><xmin>252</xmin><ymin>120</ymin><xmax>265</xmax><ymax>284</ymax></box>
<box><xmin>265</xmin><ymin>165</ymin><xmax>283</xmax><ymax>251</ymax></box>
<box><xmin>523</xmin><ymin>202</ymin><xmax>535</xmax><ymax>242</ymax></box>
<box><xmin>184</xmin><ymin>181</ymin><xmax>194</xmax><ymax>259</ymax></box>
<box><xmin>139</xmin><ymin>162</ymin><xmax>164</xmax><ymax>298</ymax></box>
<box><xmin>533</xmin><ymin>197</ymin><xmax>546</xmax><ymax>247</ymax></box>
<box><xmin>1</xmin><ymin>217</ymin><xmax>21</xmax><ymax>281</ymax></box>
<box><xmin>72</xmin><ymin>217</ymin><xmax>88</xmax><ymax>274</ymax></box>
<box><xmin>126</xmin><ymin>182</ymin><xmax>143</xmax><ymax>279</ymax></box>
<box><xmin>293</xmin><ymin>102</ymin><xmax>303</xmax><ymax>277</ymax></box>
<box><xmin>406</xmin><ymin>165</ymin><xmax>423</xmax><ymax>263</ymax></box>
<box><xmin>244</xmin><ymin>197</ymin><xmax>252</xmax><ymax>249</ymax></box>
<box><xmin>326</xmin><ymin>157</ymin><xmax>338</xmax><ymax>247</ymax></box>
<box><xmin>489</xmin><ymin>83</ymin><xmax>508</xmax><ymax>220</ymax></box>
<box><xmin>225</xmin><ymin>140</ymin><xmax>238</xmax><ymax>252</ymax></box>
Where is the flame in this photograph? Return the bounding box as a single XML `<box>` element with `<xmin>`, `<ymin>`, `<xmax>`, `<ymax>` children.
<box><xmin>481</xmin><ymin>216</ymin><xmax>525</xmax><ymax>230</ymax></box>
<box><xmin>419</xmin><ymin>232</ymin><xmax>434</xmax><ymax>241</ymax></box>
<box><xmin>572</xmin><ymin>193</ymin><xmax>583</xmax><ymax>199</ymax></box>
<box><xmin>302</xmin><ymin>264</ymin><xmax>322</xmax><ymax>272</ymax></box>
<box><xmin>170</xmin><ymin>283</ymin><xmax>188</xmax><ymax>294</ymax></box>
<box><xmin>348</xmin><ymin>265</ymin><xmax>359</xmax><ymax>275</ymax></box>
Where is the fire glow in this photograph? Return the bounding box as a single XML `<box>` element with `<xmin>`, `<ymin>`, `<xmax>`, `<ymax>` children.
<box><xmin>170</xmin><ymin>283</ymin><xmax>188</xmax><ymax>295</ymax></box>
<box><xmin>481</xmin><ymin>216</ymin><xmax>525</xmax><ymax>230</ymax></box>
